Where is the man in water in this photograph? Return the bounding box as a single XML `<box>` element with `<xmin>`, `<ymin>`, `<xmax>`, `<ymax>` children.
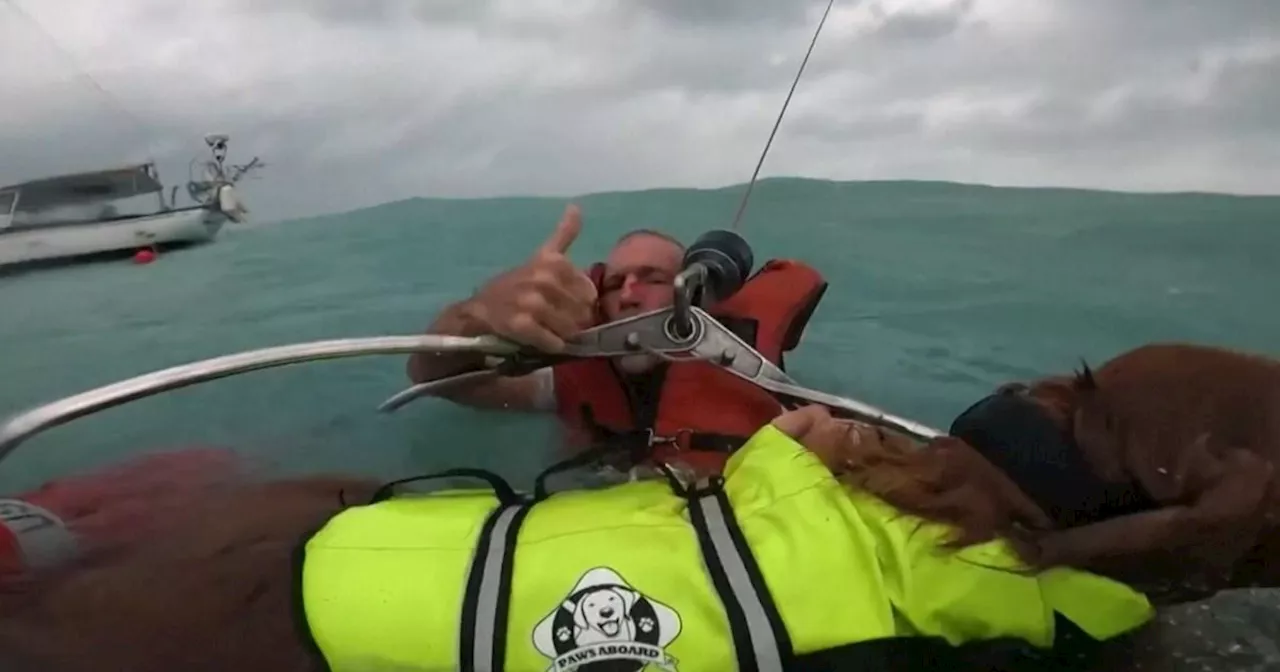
<box><xmin>407</xmin><ymin>205</ymin><xmax>676</xmax><ymax>410</ymax></box>
<box><xmin>407</xmin><ymin>204</ymin><xmax>829</xmax><ymax>472</ymax></box>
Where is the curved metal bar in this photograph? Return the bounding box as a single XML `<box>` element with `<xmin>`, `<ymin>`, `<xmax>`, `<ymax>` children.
<box><xmin>757</xmin><ymin>380</ymin><xmax>944</xmax><ymax>442</ymax></box>
<box><xmin>0</xmin><ymin>316</ymin><xmax>946</xmax><ymax>468</ymax></box>
<box><xmin>0</xmin><ymin>334</ymin><xmax>517</xmax><ymax>462</ymax></box>
<box><xmin>377</xmin><ymin>369</ymin><xmax>501</xmax><ymax>413</ymax></box>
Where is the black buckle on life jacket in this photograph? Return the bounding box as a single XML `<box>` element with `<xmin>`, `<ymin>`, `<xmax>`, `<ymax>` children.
<box><xmin>575</xmin><ymin>404</ymin><xmax>747</xmax><ymax>483</ymax></box>
<box><xmin>531</xmin><ymin>429</ymin><xmax>724</xmax><ymax>501</ymax></box>
<box><xmin>645</xmin><ymin>428</ymin><xmax>694</xmax><ymax>451</ymax></box>
<box><xmin>658</xmin><ymin>464</ymin><xmax>725</xmax><ymax>499</ymax></box>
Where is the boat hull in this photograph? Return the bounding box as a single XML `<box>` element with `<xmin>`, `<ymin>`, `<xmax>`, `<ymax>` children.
<box><xmin>0</xmin><ymin>207</ymin><xmax>227</xmax><ymax>268</ymax></box>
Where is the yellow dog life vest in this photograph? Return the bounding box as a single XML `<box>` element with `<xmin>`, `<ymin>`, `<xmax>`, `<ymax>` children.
<box><xmin>297</xmin><ymin>424</ymin><xmax>1154</xmax><ymax>671</ymax></box>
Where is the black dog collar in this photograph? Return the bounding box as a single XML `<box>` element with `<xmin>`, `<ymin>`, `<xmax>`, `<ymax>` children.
<box><xmin>948</xmin><ymin>389</ymin><xmax>1157</xmax><ymax>528</ymax></box>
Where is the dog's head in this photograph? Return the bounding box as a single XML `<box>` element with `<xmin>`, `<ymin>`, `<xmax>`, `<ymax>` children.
<box><xmin>573</xmin><ymin>586</ymin><xmax>635</xmax><ymax>637</ymax></box>
<box><xmin>951</xmin><ymin>373</ymin><xmax>1159</xmax><ymax>534</ymax></box>
<box><xmin>1039</xmin><ymin>342</ymin><xmax>1280</xmax><ymax>450</ymax></box>
<box><xmin>1065</xmin><ymin>363</ymin><xmax>1145</xmax><ymax>486</ymax></box>
<box><xmin>966</xmin><ymin>346</ymin><xmax>1280</xmax><ymax>600</ymax></box>
<box><xmin>1022</xmin><ymin>344</ymin><xmax>1280</xmax><ymax>490</ymax></box>
<box><xmin>1013</xmin><ymin>363</ymin><xmax>1132</xmax><ymax>484</ymax></box>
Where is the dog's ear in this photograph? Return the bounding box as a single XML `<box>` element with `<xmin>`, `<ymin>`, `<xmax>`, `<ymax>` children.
<box><xmin>1074</xmin><ymin>360</ymin><xmax>1098</xmax><ymax>391</ymax></box>
<box><xmin>1019</xmin><ymin>375</ymin><xmax>1081</xmax><ymax>431</ymax></box>
<box><xmin>617</xmin><ymin>588</ymin><xmax>638</xmax><ymax>614</ymax></box>
<box><xmin>572</xmin><ymin>599</ymin><xmax>589</xmax><ymax>630</ymax></box>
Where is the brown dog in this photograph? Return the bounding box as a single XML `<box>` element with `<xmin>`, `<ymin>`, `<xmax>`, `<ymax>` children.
<box><xmin>828</xmin><ymin>342</ymin><xmax>1280</xmax><ymax>604</ymax></box>
<box><xmin>1020</xmin><ymin>343</ymin><xmax>1280</xmax><ymax>600</ymax></box>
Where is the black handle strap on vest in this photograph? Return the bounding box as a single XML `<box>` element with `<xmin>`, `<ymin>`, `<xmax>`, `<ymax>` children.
<box><xmin>389</xmin><ymin>458</ymin><xmax>793</xmax><ymax>671</ymax></box>
<box><xmin>531</xmin><ymin>429</ymin><xmax>747</xmax><ymax>501</ymax></box>
<box><xmin>660</xmin><ymin>466</ymin><xmax>796</xmax><ymax>671</ymax></box>
<box><xmin>462</xmin><ymin>445</ymin><xmax>700</xmax><ymax>671</ymax></box>
<box><xmin>363</xmin><ymin>467</ymin><xmax>533</xmax><ymax>672</ymax></box>
<box><xmin>460</xmin><ymin>446</ymin><xmax>669</xmax><ymax>671</ymax></box>
<box><xmin>532</xmin><ymin>441</ymin><xmax>624</xmax><ymax>500</ymax></box>
<box><xmin>366</xmin><ymin>467</ymin><xmax>521</xmax><ymax>507</ymax></box>
<box><xmin>659</xmin><ymin>465</ymin><xmax>1114</xmax><ymax>671</ymax></box>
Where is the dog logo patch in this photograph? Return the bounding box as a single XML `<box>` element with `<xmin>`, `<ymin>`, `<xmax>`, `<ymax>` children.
<box><xmin>532</xmin><ymin>566</ymin><xmax>682</xmax><ymax>671</ymax></box>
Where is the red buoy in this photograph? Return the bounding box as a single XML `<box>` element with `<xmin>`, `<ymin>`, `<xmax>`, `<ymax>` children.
<box><xmin>133</xmin><ymin>247</ymin><xmax>157</xmax><ymax>264</ymax></box>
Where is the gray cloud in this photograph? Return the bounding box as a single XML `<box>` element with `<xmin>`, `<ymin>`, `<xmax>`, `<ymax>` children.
<box><xmin>627</xmin><ymin>0</ymin><xmax>828</xmax><ymax>28</ymax></box>
<box><xmin>871</xmin><ymin>0</ymin><xmax>976</xmax><ymax>42</ymax></box>
<box><xmin>1</xmin><ymin>0</ymin><xmax>1277</xmax><ymax>224</ymax></box>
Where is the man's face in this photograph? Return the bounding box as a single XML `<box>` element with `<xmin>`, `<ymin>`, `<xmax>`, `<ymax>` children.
<box><xmin>598</xmin><ymin>233</ymin><xmax>683</xmax><ymax>322</ymax></box>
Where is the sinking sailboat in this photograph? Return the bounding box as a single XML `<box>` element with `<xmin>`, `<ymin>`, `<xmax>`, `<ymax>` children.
<box><xmin>0</xmin><ymin>134</ymin><xmax>261</xmax><ymax>269</ymax></box>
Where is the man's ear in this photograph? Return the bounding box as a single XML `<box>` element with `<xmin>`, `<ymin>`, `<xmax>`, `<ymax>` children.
<box><xmin>587</xmin><ymin>262</ymin><xmax>606</xmax><ymax>288</ymax></box>
<box><xmin>587</xmin><ymin>262</ymin><xmax>607</xmax><ymax>323</ymax></box>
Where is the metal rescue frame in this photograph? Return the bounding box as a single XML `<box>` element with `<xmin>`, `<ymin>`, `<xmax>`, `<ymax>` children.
<box><xmin>0</xmin><ymin>294</ymin><xmax>942</xmax><ymax>464</ymax></box>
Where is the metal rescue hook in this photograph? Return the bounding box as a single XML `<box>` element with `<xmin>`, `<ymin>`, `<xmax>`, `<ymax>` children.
<box><xmin>0</xmin><ymin>335</ymin><xmax>518</xmax><ymax>462</ymax></box>
<box><xmin>0</xmin><ymin>306</ymin><xmax>943</xmax><ymax>465</ymax></box>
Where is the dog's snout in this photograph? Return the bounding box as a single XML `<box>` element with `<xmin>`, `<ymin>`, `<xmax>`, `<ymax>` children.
<box><xmin>600</xmin><ymin>606</ymin><xmax>615</xmax><ymax>618</ymax></box>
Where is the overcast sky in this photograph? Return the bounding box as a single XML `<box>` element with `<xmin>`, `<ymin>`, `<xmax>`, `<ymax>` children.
<box><xmin>2</xmin><ymin>0</ymin><xmax>1277</xmax><ymax>222</ymax></box>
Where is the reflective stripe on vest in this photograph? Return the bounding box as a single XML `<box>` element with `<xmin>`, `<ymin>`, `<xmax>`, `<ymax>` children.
<box><xmin>462</xmin><ymin>503</ymin><xmax>532</xmax><ymax>672</ymax></box>
<box><xmin>300</xmin><ymin>425</ymin><xmax>1155</xmax><ymax>671</ymax></box>
<box><xmin>455</xmin><ymin>474</ymin><xmax>792</xmax><ymax>671</ymax></box>
<box><xmin>685</xmin><ymin>476</ymin><xmax>791</xmax><ymax>671</ymax></box>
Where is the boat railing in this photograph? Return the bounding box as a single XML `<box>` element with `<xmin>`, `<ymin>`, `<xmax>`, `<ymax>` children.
<box><xmin>185</xmin><ymin>135</ymin><xmax>262</xmax><ymax>208</ymax></box>
<box><xmin>2</xmin><ymin>164</ymin><xmax>165</xmax><ymax>216</ymax></box>
<box><xmin>0</xmin><ymin>190</ymin><xmax>16</xmax><ymax>230</ymax></box>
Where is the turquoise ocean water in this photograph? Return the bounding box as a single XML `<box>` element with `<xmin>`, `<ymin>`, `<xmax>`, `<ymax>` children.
<box><xmin>2</xmin><ymin>177</ymin><xmax>1280</xmax><ymax>666</ymax></box>
<box><xmin>1</xmin><ymin>177</ymin><xmax>1277</xmax><ymax>493</ymax></box>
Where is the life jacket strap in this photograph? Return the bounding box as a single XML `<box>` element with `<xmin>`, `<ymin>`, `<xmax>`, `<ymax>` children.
<box><xmin>663</xmin><ymin>469</ymin><xmax>796</xmax><ymax>671</ymax></box>
<box><xmin>370</xmin><ymin>460</ymin><xmax>791</xmax><ymax>670</ymax></box>
<box><xmin>458</xmin><ymin>499</ymin><xmax>534</xmax><ymax>672</ymax></box>
<box><xmin>532</xmin><ymin>441</ymin><xmax>624</xmax><ymax>500</ymax></box>
<box><xmin>579</xmin><ymin>404</ymin><xmax>748</xmax><ymax>471</ymax></box>
<box><xmin>362</xmin><ymin>467</ymin><xmax>535</xmax><ymax>672</ymax></box>
<box><xmin>368</xmin><ymin>467</ymin><xmax>538</xmax><ymax>672</ymax></box>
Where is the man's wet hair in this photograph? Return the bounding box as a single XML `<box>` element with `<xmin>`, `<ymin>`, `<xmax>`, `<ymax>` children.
<box><xmin>614</xmin><ymin>228</ymin><xmax>685</xmax><ymax>251</ymax></box>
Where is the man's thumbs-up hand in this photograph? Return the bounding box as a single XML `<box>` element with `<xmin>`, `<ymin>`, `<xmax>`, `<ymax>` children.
<box><xmin>465</xmin><ymin>204</ymin><xmax>599</xmax><ymax>353</ymax></box>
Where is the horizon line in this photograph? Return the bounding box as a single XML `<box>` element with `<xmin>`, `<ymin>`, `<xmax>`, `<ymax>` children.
<box><xmin>267</xmin><ymin>175</ymin><xmax>1280</xmax><ymax>226</ymax></box>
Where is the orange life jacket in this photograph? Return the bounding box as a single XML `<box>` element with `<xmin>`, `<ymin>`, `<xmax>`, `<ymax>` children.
<box><xmin>551</xmin><ymin>259</ymin><xmax>828</xmax><ymax>473</ymax></box>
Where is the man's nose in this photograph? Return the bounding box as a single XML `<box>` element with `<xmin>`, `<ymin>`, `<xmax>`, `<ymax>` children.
<box><xmin>617</xmin><ymin>275</ymin><xmax>642</xmax><ymax>304</ymax></box>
